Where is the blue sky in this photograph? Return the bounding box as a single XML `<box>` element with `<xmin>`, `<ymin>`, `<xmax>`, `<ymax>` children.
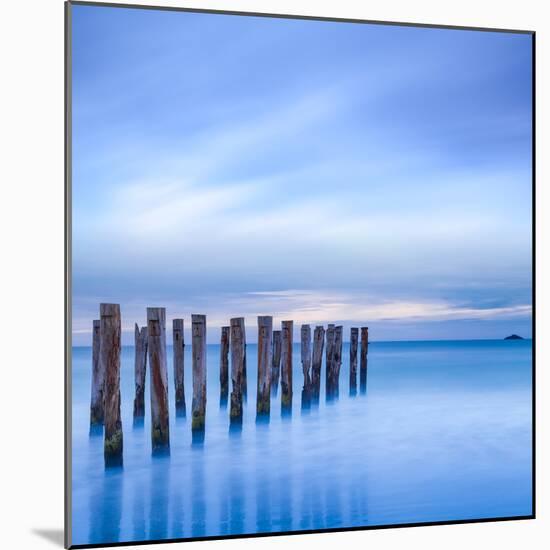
<box><xmin>71</xmin><ymin>5</ymin><xmax>532</xmax><ymax>345</ymax></box>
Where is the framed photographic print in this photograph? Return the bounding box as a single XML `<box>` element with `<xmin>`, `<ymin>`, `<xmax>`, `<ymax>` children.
<box><xmin>65</xmin><ymin>1</ymin><xmax>535</xmax><ymax>548</ymax></box>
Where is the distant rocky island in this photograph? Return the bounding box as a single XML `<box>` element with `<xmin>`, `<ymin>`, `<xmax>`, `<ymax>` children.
<box><xmin>504</xmin><ymin>334</ymin><xmax>524</xmax><ymax>340</ymax></box>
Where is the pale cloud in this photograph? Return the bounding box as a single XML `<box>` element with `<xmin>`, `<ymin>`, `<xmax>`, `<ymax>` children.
<box><xmin>232</xmin><ymin>290</ymin><xmax>532</xmax><ymax>326</ymax></box>
<box><xmin>72</xmin><ymin>289</ymin><xmax>531</xmax><ymax>344</ymax></box>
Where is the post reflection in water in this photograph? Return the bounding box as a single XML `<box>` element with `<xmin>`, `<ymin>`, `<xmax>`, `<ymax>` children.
<box><xmin>132</xmin><ymin>467</ymin><xmax>146</xmax><ymax>542</ymax></box>
<box><xmin>170</xmin><ymin>458</ymin><xmax>185</xmax><ymax>539</ymax></box>
<box><xmin>298</xmin><ymin>454</ymin><xmax>312</xmax><ymax>530</ymax></box>
<box><xmin>191</xmin><ymin>447</ymin><xmax>206</xmax><ymax>537</ymax></box>
<box><xmin>255</xmin><ymin>422</ymin><xmax>271</xmax><ymax>533</ymax></box>
<box><xmin>229</xmin><ymin>435</ymin><xmax>245</xmax><ymax>535</ymax></box>
<box><xmin>149</xmin><ymin>455</ymin><xmax>170</xmax><ymax>540</ymax></box>
<box><xmin>132</xmin><ymin>416</ymin><xmax>145</xmax><ymax>430</ymax></box>
<box><xmin>88</xmin><ymin>468</ymin><xmax>123</xmax><ymax>545</ymax></box>
<box><xmin>229</xmin><ymin>419</ymin><xmax>243</xmax><ymax>437</ymax></box>
<box><xmin>191</xmin><ymin>429</ymin><xmax>205</xmax><ymax>446</ymax></box>
<box><xmin>220</xmin><ymin>394</ymin><xmax>228</xmax><ymax>410</ymax></box>
<box><xmin>89</xmin><ymin>423</ymin><xmax>103</xmax><ymax>438</ymax></box>
<box><xmin>301</xmin><ymin>387</ymin><xmax>311</xmax><ymax>413</ymax></box>
<box><xmin>219</xmin><ymin>454</ymin><xmax>230</xmax><ymax>536</ymax></box>
<box><xmin>278</xmin><ymin>443</ymin><xmax>293</xmax><ymax>532</ymax></box>
<box><xmin>359</xmin><ymin>368</ymin><xmax>368</xmax><ymax>395</ymax></box>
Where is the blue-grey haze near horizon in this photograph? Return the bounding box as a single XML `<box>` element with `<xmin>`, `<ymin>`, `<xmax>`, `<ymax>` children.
<box><xmin>71</xmin><ymin>5</ymin><xmax>532</xmax><ymax>346</ymax></box>
<box><xmin>72</xmin><ymin>340</ymin><xmax>532</xmax><ymax>545</ymax></box>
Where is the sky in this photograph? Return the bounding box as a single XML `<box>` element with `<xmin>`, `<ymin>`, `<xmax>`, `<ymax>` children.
<box><xmin>71</xmin><ymin>5</ymin><xmax>533</xmax><ymax>345</ymax></box>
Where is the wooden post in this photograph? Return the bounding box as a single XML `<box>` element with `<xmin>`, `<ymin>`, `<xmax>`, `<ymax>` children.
<box><xmin>256</xmin><ymin>316</ymin><xmax>272</xmax><ymax>415</ymax></box>
<box><xmin>325</xmin><ymin>324</ymin><xmax>335</xmax><ymax>397</ymax></box>
<box><xmin>242</xmin><ymin>325</ymin><xmax>248</xmax><ymax>400</ymax></box>
<box><xmin>271</xmin><ymin>330</ymin><xmax>282</xmax><ymax>396</ymax></box>
<box><xmin>147</xmin><ymin>307</ymin><xmax>170</xmax><ymax>451</ymax></box>
<box><xmin>220</xmin><ymin>326</ymin><xmax>230</xmax><ymax>402</ymax></box>
<box><xmin>230</xmin><ymin>317</ymin><xmax>245</xmax><ymax>422</ymax></box>
<box><xmin>349</xmin><ymin>327</ymin><xmax>358</xmax><ymax>395</ymax></box>
<box><xmin>133</xmin><ymin>323</ymin><xmax>148</xmax><ymax>418</ymax></box>
<box><xmin>301</xmin><ymin>325</ymin><xmax>312</xmax><ymax>407</ymax></box>
<box><xmin>360</xmin><ymin>326</ymin><xmax>369</xmax><ymax>393</ymax></box>
<box><xmin>101</xmin><ymin>304</ymin><xmax>122</xmax><ymax>465</ymax></box>
<box><xmin>90</xmin><ymin>319</ymin><xmax>104</xmax><ymax>426</ymax></box>
<box><xmin>173</xmin><ymin>319</ymin><xmax>186</xmax><ymax>416</ymax></box>
<box><xmin>191</xmin><ymin>314</ymin><xmax>207</xmax><ymax>431</ymax></box>
<box><xmin>331</xmin><ymin>325</ymin><xmax>343</xmax><ymax>398</ymax></box>
<box><xmin>311</xmin><ymin>326</ymin><xmax>325</xmax><ymax>402</ymax></box>
<box><xmin>281</xmin><ymin>320</ymin><xmax>293</xmax><ymax>411</ymax></box>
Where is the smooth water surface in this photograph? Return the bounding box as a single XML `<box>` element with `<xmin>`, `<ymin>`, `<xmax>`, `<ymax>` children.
<box><xmin>71</xmin><ymin>339</ymin><xmax>532</xmax><ymax>545</ymax></box>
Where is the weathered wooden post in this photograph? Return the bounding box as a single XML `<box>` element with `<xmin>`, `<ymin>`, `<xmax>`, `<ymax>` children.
<box><xmin>332</xmin><ymin>325</ymin><xmax>343</xmax><ymax>398</ymax></box>
<box><xmin>191</xmin><ymin>315</ymin><xmax>207</xmax><ymax>432</ymax></box>
<box><xmin>271</xmin><ymin>330</ymin><xmax>282</xmax><ymax>396</ymax></box>
<box><xmin>133</xmin><ymin>323</ymin><xmax>148</xmax><ymax>418</ymax></box>
<box><xmin>311</xmin><ymin>326</ymin><xmax>325</xmax><ymax>403</ymax></box>
<box><xmin>281</xmin><ymin>320</ymin><xmax>293</xmax><ymax>412</ymax></box>
<box><xmin>349</xmin><ymin>327</ymin><xmax>358</xmax><ymax>395</ymax></box>
<box><xmin>325</xmin><ymin>324</ymin><xmax>335</xmax><ymax>398</ymax></box>
<box><xmin>230</xmin><ymin>317</ymin><xmax>245</xmax><ymax>423</ymax></box>
<box><xmin>147</xmin><ymin>307</ymin><xmax>170</xmax><ymax>451</ymax></box>
<box><xmin>90</xmin><ymin>319</ymin><xmax>104</xmax><ymax>426</ymax></box>
<box><xmin>256</xmin><ymin>316</ymin><xmax>272</xmax><ymax>416</ymax></box>
<box><xmin>101</xmin><ymin>304</ymin><xmax>122</xmax><ymax>465</ymax></box>
<box><xmin>360</xmin><ymin>326</ymin><xmax>369</xmax><ymax>393</ymax></box>
<box><xmin>301</xmin><ymin>324</ymin><xmax>312</xmax><ymax>408</ymax></box>
<box><xmin>220</xmin><ymin>326</ymin><xmax>230</xmax><ymax>404</ymax></box>
<box><xmin>173</xmin><ymin>319</ymin><xmax>186</xmax><ymax>416</ymax></box>
<box><xmin>242</xmin><ymin>326</ymin><xmax>248</xmax><ymax>400</ymax></box>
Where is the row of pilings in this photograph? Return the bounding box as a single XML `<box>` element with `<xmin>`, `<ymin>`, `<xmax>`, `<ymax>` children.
<box><xmin>88</xmin><ymin>304</ymin><xmax>369</xmax><ymax>466</ymax></box>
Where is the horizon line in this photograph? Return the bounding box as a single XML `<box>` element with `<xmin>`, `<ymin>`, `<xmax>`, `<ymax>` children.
<box><xmin>72</xmin><ymin>336</ymin><xmax>532</xmax><ymax>348</ymax></box>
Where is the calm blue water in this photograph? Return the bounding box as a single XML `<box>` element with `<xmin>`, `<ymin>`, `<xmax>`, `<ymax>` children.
<box><xmin>71</xmin><ymin>340</ymin><xmax>532</xmax><ymax>546</ymax></box>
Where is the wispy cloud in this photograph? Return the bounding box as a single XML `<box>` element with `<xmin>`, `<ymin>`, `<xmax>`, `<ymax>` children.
<box><xmin>72</xmin><ymin>288</ymin><xmax>531</xmax><ymax>345</ymax></box>
<box><xmin>233</xmin><ymin>290</ymin><xmax>532</xmax><ymax>324</ymax></box>
<box><xmin>71</xmin><ymin>7</ymin><xmax>532</xmax><ymax>344</ymax></box>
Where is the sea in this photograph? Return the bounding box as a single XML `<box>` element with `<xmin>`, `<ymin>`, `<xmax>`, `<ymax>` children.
<box><xmin>70</xmin><ymin>339</ymin><xmax>533</xmax><ymax>546</ymax></box>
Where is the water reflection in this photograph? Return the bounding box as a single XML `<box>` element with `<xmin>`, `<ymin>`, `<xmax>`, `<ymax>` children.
<box><xmin>191</xmin><ymin>448</ymin><xmax>206</xmax><ymax>537</ymax></box>
<box><xmin>219</xmin><ymin>457</ymin><xmax>230</xmax><ymax>536</ymax></box>
<box><xmin>326</xmin><ymin>385</ymin><xmax>340</xmax><ymax>402</ymax></box>
<box><xmin>256</xmin><ymin>413</ymin><xmax>270</xmax><ymax>425</ymax></box>
<box><xmin>73</xmin><ymin>340</ymin><xmax>532</xmax><ymax>545</ymax></box>
<box><xmin>152</xmin><ymin>445</ymin><xmax>170</xmax><ymax>458</ymax></box>
<box><xmin>229</xmin><ymin>439</ymin><xmax>245</xmax><ymax>534</ymax></box>
<box><xmin>88</xmin><ymin>468</ymin><xmax>123</xmax><ymax>544</ymax></box>
<box><xmin>132</xmin><ymin>468</ymin><xmax>146</xmax><ymax>541</ymax></box>
<box><xmin>229</xmin><ymin>420</ymin><xmax>243</xmax><ymax>437</ymax></box>
<box><xmin>175</xmin><ymin>404</ymin><xmax>186</xmax><ymax>418</ymax></box>
<box><xmin>89</xmin><ymin>423</ymin><xmax>103</xmax><ymax>438</ymax></box>
<box><xmin>299</xmin><ymin>461</ymin><xmax>312</xmax><ymax>530</ymax></box>
<box><xmin>174</xmin><ymin>413</ymin><xmax>186</xmax><ymax>428</ymax></box>
<box><xmin>149</xmin><ymin>456</ymin><xmax>170</xmax><ymax>540</ymax></box>
<box><xmin>359</xmin><ymin>365</ymin><xmax>368</xmax><ymax>395</ymax></box>
<box><xmin>278</xmin><ymin>460</ymin><xmax>292</xmax><ymax>531</ymax></box>
<box><xmin>281</xmin><ymin>403</ymin><xmax>292</xmax><ymax>419</ymax></box>
<box><xmin>191</xmin><ymin>429</ymin><xmax>205</xmax><ymax>446</ymax></box>
<box><xmin>255</xmin><ymin>436</ymin><xmax>271</xmax><ymax>533</ymax></box>
<box><xmin>132</xmin><ymin>416</ymin><xmax>144</xmax><ymax>430</ymax></box>
<box><xmin>301</xmin><ymin>386</ymin><xmax>311</xmax><ymax>412</ymax></box>
<box><xmin>324</xmin><ymin>476</ymin><xmax>342</xmax><ymax>529</ymax></box>
<box><xmin>105</xmin><ymin>450</ymin><xmax>123</xmax><ymax>468</ymax></box>
<box><xmin>170</xmin><ymin>462</ymin><xmax>185</xmax><ymax>538</ymax></box>
<box><xmin>219</xmin><ymin>394</ymin><xmax>228</xmax><ymax>409</ymax></box>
